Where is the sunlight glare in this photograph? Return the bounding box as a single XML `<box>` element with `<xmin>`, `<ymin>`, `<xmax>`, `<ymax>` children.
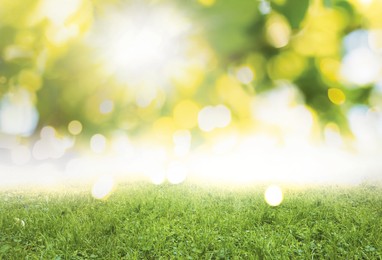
<box><xmin>167</xmin><ymin>161</ymin><xmax>188</xmax><ymax>184</ymax></box>
<box><xmin>356</xmin><ymin>0</ymin><xmax>373</xmax><ymax>6</ymax></box>
<box><xmin>91</xmin><ymin>175</ymin><xmax>114</xmax><ymax>200</ymax></box>
<box><xmin>173</xmin><ymin>130</ymin><xmax>192</xmax><ymax>157</ymax></box>
<box><xmin>40</xmin><ymin>0</ymin><xmax>82</xmax><ymax>26</ymax></box>
<box><xmin>252</xmin><ymin>85</ymin><xmax>314</xmax><ymax>139</ymax></box>
<box><xmin>324</xmin><ymin>123</ymin><xmax>343</xmax><ymax>148</ymax></box>
<box><xmin>111</xmin><ymin>133</ymin><xmax>134</xmax><ymax>156</ymax></box>
<box><xmin>150</xmin><ymin>171</ymin><xmax>166</xmax><ymax>185</ymax></box>
<box><xmin>264</xmin><ymin>185</ymin><xmax>283</xmax><ymax>206</ymax></box>
<box><xmin>90</xmin><ymin>4</ymin><xmax>192</xmax><ymax>86</ymax></box>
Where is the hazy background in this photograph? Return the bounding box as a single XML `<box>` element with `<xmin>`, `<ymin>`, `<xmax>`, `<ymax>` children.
<box><xmin>0</xmin><ymin>0</ymin><xmax>382</xmax><ymax>189</ymax></box>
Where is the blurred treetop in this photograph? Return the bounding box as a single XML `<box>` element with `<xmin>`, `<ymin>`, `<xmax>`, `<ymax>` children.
<box><xmin>0</xmin><ymin>0</ymin><xmax>381</xmax><ymax>142</ymax></box>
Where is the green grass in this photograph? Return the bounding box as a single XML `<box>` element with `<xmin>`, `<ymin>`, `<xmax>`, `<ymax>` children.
<box><xmin>0</xmin><ymin>183</ymin><xmax>381</xmax><ymax>259</ymax></box>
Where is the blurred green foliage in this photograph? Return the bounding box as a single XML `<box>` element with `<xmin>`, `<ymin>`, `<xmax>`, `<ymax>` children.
<box><xmin>0</xmin><ymin>0</ymin><xmax>381</xmax><ymax>139</ymax></box>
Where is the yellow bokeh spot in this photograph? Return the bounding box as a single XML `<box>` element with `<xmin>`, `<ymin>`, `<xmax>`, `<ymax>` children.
<box><xmin>153</xmin><ymin>117</ymin><xmax>177</xmax><ymax>136</ymax></box>
<box><xmin>18</xmin><ymin>70</ymin><xmax>42</xmax><ymax>92</ymax></box>
<box><xmin>273</xmin><ymin>0</ymin><xmax>286</xmax><ymax>4</ymax></box>
<box><xmin>68</xmin><ymin>120</ymin><xmax>83</xmax><ymax>135</ymax></box>
<box><xmin>319</xmin><ymin>58</ymin><xmax>340</xmax><ymax>82</ymax></box>
<box><xmin>292</xmin><ymin>7</ymin><xmax>346</xmax><ymax>57</ymax></box>
<box><xmin>268</xmin><ymin>51</ymin><xmax>306</xmax><ymax>80</ymax></box>
<box><xmin>173</xmin><ymin>100</ymin><xmax>200</xmax><ymax>129</ymax></box>
<box><xmin>266</xmin><ymin>14</ymin><xmax>291</xmax><ymax>48</ymax></box>
<box><xmin>328</xmin><ymin>88</ymin><xmax>346</xmax><ymax>105</ymax></box>
<box><xmin>216</xmin><ymin>75</ymin><xmax>252</xmax><ymax>117</ymax></box>
<box><xmin>198</xmin><ymin>0</ymin><xmax>216</xmax><ymax>7</ymax></box>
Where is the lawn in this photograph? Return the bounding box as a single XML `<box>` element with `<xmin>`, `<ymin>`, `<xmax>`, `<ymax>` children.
<box><xmin>0</xmin><ymin>183</ymin><xmax>381</xmax><ymax>259</ymax></box>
